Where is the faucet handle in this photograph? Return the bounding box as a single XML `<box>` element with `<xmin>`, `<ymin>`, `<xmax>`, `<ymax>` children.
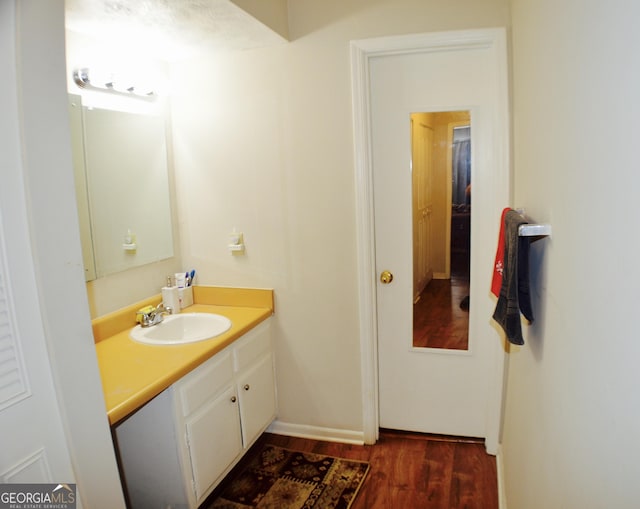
<box><xmin>156</xmin><ymin>303</ymin><xmax>173</xmax><ymax>315</ymax></box>
<box><xmin>136</xmin><ymin>304</ymin><xmax>173</xmax><ymax>328</ymax></box>
<box><xmin>136</xmin><ymin>311</ymin><xmax>153</xmax><ymax>327</ymax></box>
<box><xmin>136</xmin><ymin>305</ymin><xmax>155</xmax><ymax>325</ymax></box>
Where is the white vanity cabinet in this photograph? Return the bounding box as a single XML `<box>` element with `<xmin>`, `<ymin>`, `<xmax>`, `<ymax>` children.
<box><xmin>233</xmin><ymin>321</ymin><xmax>278</xmax><ymax>448</ymax></box>
<box><xmin>174</xmin><ymin>351</ymin><xmax>241</xmax><ymax>505</ymax></box>
<box><xmin>114</xmin><ymin>319</ymin><xmax>276</xmax><ymax>509</ymax></box>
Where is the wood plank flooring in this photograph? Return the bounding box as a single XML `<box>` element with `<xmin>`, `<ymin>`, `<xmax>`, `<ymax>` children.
<box><xmin>204</xmin><ymin>430</ymin><xmax>498</xmax><ymax>509</ymax></box>
<box><xmin>413</xmin><ymin>275</ymin><xmax>470</xmax><ymax>350</ymax></box>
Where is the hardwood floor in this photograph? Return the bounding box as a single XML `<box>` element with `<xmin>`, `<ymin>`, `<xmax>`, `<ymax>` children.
<box><xmin>205</xmin><ymin>430</ymin><xmax>498</xmax><ymax>509</ymax></box>
<box><xmin>413</xmin><ymin>273</ymin><xmax>470</xmax><ymax>350</ymax></box>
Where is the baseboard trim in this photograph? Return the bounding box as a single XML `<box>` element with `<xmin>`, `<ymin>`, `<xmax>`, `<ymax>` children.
<box><xmin>496</xmin><ymin>445</ymin><xmax>508</xmax><ymax>509</ymax></box>
<box><xmin>267</xmin><ymin>420</ymin><xmax>365</xmax><ymax>445</ymax></box>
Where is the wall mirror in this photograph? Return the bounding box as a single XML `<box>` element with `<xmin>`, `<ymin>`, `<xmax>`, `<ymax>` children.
<box><xmin>68</xmin><ymin>95</ymin><xmax>174</xmax><ymax>281</ymax></box>
<box><xmin>412</xmin><ymin>110</ymin><xmax>471</xmax><ymax>350</ymax></box>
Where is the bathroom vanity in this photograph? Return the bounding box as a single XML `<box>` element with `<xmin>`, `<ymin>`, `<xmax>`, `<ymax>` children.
<box><xmin>113</xmin><ymin>319</ymin><xmax>275</xmax><ymax>508</ymax></box>
<box><xmin>93</xmin><ymin>287</ymin><xmax>276</xmax><ymax>509</ymax></box>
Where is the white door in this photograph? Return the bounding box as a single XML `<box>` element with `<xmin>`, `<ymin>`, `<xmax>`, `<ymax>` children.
<box><xmin>0</xmin><ymin>217</ymin><xmax>77</xmax><ymax>486</ymax></box>
<box><xmin>367</xmin><ymin>31</ymin><xmax>510</xmax><ymax>443</ymax></box>
<box><xmin>0</xmin><ymin>0</ymin><xmax>77</xmax><ymax>487</ymax></box>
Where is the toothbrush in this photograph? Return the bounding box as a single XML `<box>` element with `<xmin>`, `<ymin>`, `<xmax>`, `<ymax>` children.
<box><xmin>189</xmin><ymin>269</ymin><xmax>196</xmax><ymax>286</ymax></box>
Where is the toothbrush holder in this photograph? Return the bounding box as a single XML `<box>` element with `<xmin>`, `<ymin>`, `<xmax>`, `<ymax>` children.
<box><xmin>178</xmin><ymin>286</ymin><xmax>193</xmax><ymax>309</ymax></box>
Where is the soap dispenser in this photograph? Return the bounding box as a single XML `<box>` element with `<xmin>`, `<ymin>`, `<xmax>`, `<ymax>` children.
<box><xmin>161</xmin><ymin>276</ymin><xmax>179</xmax><ymax>313</ymax></box>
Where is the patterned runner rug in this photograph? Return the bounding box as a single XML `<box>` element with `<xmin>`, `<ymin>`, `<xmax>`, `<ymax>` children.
<box><xmin>207</xmin><ymin>444</ymin><xmax>369</xmax><ymax>509</ymax></box>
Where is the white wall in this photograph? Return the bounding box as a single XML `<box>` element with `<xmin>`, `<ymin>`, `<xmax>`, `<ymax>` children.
<box><xmin>170</xmin><ymin>0</ymin><xmax>509</xmax><ymax>435</ymax></box>
<box><xmin>503</xmin><ymin>0</ymin><xmax>640</xmax><ymax>507</ymax></box>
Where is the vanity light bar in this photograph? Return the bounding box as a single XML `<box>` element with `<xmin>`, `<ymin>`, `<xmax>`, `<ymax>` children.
<box><xmin>73</xmin><ymin>68</ymin><xmax>157</xmax><ymax>101</ymax></box>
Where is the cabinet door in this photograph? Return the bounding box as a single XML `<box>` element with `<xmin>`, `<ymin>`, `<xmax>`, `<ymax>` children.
<box><xmin>237</xmin><ymin>354</ymin><xmax>276</xmax><ymax>448</ymax></box>
<box><xmin>185</xmin><ymin>386</ymin><xmax>242</xmax><ymax>502</ymax></box>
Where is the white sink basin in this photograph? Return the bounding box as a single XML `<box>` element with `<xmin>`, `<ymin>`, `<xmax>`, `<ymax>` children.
<box><xmin>130</xmin><ymin>313</ymin><xmax>232</xmax><ymax>345</ymax></box>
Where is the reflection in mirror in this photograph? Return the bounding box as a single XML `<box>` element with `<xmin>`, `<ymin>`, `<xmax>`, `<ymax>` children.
<box><xmin>412</xmin><ymin>111</ymin><xmax>471</xmax><ymax>350</ymax></box>
<box><xmin>68</xmin><ymin>95</ymin><xmax>174</xmax><ymax>281</ymax></box>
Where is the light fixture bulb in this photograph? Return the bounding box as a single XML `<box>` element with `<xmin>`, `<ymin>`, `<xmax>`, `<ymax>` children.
<box><xmin>73</xmin><ymin>68</ymin><xmax>156</xmax><ymax>101</ymax></box>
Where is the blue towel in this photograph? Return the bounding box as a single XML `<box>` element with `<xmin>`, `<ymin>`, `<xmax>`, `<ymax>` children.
<box><xmin>492</xmin><ymin>210</ymin><xmax>534</xmax><ymax>345</ymax></box>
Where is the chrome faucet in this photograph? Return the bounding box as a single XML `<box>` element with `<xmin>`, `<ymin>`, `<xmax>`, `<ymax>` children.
<box><xmin>137</xmin><ymin>304</ymin><xmax>173</xmax><ymax>328</ymax></box>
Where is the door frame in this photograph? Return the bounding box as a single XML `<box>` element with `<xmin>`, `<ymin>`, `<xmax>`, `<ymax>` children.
<box><xmin>350</xmin><ymin>28</ymin><xmax>510</xmax><ymax>452</ymax></box>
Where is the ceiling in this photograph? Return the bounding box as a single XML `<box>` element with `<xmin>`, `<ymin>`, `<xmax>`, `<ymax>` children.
<box><xmin>65</xmin><ymin>0</ymin><xmax>286</xmax><ymax>61</ymax></box>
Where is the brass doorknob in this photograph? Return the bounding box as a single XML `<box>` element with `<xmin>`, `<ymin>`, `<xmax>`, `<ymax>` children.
<box><xmin>380</xmin><ymin>270</ymin><xmax>394</xmax><ymax>284</ymax></box>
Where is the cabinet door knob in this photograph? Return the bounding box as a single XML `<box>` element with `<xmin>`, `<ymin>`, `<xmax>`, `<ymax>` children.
<box><xmin>243</xmin><ymin>384</ymin><xmax>250</xmax><ymax>391</ymax></box>
<box><xmin>230</xmin><ymin>395</ymin><xmax>237</xmax><ymax>403</ymax></box>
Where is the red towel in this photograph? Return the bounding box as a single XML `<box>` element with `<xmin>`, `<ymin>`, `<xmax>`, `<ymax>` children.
<box><xmin>491</xmin><ymin>208</ymin><xmax>511</xmax><ymax>297</ymax></box>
